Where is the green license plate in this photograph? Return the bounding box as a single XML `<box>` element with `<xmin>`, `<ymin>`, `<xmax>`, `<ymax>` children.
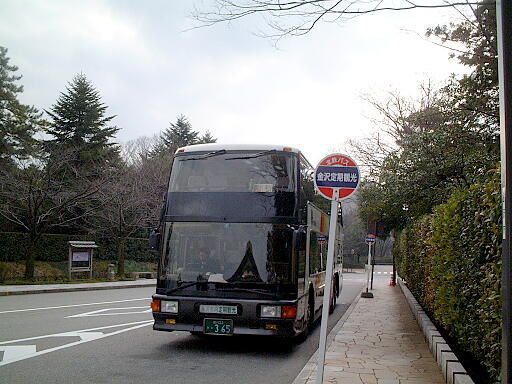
<box><xmin>204</xmin><ymin>318</ymin><xmax>233</xmax><ymax>335</ymax></box>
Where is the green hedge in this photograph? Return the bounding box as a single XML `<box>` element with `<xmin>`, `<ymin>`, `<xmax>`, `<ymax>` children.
<box><xmin>394</xmin><ymin>170</ymin><xmax>501</xmax><ymax>383</ymax></box>
<box><xmin>0</xmin><ymin>232</ymin><xmax>156</xmax><ymax>263</ymax></box>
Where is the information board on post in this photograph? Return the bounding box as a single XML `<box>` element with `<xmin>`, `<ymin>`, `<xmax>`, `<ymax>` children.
<box><xmin>68</xmin><ymin>241</ymin><xmax>97</xmax><ymax>280</ymax></box>
<box><xmin>72</xmin><ymin>251</ymin><xmax>90</xmax><ymax>266</ymax></box>
<box><xmin>313</xmin><ymin>153</ymin><xmax>360</xmax><ymax>384</ymax></box>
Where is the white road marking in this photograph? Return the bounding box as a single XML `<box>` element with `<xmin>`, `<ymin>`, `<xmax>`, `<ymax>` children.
<box><xmin>0</xmin><ymin>320</ymin><xmax>153</xmax><ymax>366</ymax></box>
<box><xmin>75</xmin><ymin>332</ymin><xmax>104</xmax><ymax>341</ymax></box>
<box><xmin>0</xmin><ymin>298</ymin><xmax>150</xmax><ymax>315</ymax></box>
<box><xmin>66</xmin><ymin>306</ymin><xmax>152</xmax><ymax>318</ymax></box>
<box><xmin>0</xmin><ymin>320</ymin><xmax>152</xmax><ymax>345</ymax></box>
<box><xmin>0</xmin><ymin>346</ymin><xmax>37</xmax><ymax>364</ymax></box>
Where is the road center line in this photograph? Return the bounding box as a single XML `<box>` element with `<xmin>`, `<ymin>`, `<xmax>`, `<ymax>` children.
<box><xmin>0</xmin><ymin>298</ymin><xmax>150</xmax><ymax>314</ymax></box>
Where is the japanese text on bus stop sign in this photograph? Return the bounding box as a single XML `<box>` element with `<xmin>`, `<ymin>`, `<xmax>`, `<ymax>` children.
<box><xmin>314</xmin><ymin>153</ymin><xmax>360</xmax><ymax>200</ymax></box>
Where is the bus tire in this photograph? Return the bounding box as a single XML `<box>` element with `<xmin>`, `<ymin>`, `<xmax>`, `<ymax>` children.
<box><xmin>329</xmin><ymin>283</ymin><xmax>337</xmax><ymax>314</ymax></box>
<box><xmin>308</xmin><ymin>287</ymin><xmax>315</xmax><ymax>330</ymax></box>
<box><xmin>295</xmin><ymin>317</ymin><xmax>309</xmax><ymax>343</ymax></box>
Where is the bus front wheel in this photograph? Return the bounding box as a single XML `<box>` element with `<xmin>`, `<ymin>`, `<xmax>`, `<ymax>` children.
<box><xmin>329</xmin><ymin>283</ymin><xmax>337</xmax><ymax>314</ymax></box>
<box><xmin>308</xmin><ymin>289</ymin><xmax>315</xmax><ymax>330</ymax></box>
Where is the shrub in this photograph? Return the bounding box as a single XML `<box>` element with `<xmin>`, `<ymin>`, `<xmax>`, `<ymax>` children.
<box><xmin>0</xmin><ymin>233</ymin><xmax>155</xmax><ymax>263</ymax></box>
<box><xmin>394</xmin><ymin>169</ymin><xmax>501</xmax><ymax>383</ymax></box>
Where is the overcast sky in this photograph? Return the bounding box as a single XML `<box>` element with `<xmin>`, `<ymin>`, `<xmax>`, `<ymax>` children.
<box><xmin>1</xmin><ymin>0</ymin><xmax>469</xmax><ymax>165</ymax></box>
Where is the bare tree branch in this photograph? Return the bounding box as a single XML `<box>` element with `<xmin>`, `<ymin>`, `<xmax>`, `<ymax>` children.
<box><xmin>0</xmin><ymin>150</ymin><xmax>115</xmax><ymax>278</ymax></box>
<box><xmin>191</xmin><ymin>0</ymin><xmax>493</xmax><ymax>39</ymax></box>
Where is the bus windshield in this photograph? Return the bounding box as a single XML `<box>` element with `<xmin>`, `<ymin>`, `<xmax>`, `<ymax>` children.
<box><xmin>159</xmin><ymin>222</ymin><xmax>294</xmax><ymax>284</ymax></box>
<box><xmin>168</xmin><ymin>151</ymin><xmax>296</xmax><ymax>193</ymax></box>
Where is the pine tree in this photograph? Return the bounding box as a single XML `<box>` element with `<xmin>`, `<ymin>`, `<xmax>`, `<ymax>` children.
<box><xmin>0</xmin><ymin>46</ymin><xmax>44</xmax><ymax>166</ymax></box>
<box><xmin>197</xmin><ymin>130</ymin><xmax>217</xmax><ymax>144</ymax></box>
<box><xmin>151</xmin><ymin>114</ymin><xmax>217</xmax><ymax>158</ymax></box>
<box><xmin>45</xmin><ymin>73</ymin><xmax>119</xmax><ymax>173</ymax></box>
<box><xmin>161</xmin><ymin>114</ymin><xmax>198</xmax><ymax>153</ymax></box>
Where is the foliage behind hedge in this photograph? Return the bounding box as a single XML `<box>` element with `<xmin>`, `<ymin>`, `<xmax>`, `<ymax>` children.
<box><xmin>394</xmin><ymin>170</ymin><xmax>501</xmax><ymax>383</ymax></box>
<box><xmin>0</xmin><ymin>232</ymin><xmax>155</xmax><ymax>263</ymax></box>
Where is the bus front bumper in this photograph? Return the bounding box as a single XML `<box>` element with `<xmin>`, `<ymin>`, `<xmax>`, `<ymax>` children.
<box><xmin>151</xmin><ymin>294</ymin><xmax>304</xmax><ymax>337</ymax></box>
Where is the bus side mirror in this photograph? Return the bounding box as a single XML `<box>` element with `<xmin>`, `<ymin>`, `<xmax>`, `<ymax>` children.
<box><xmin>149</xmin><ymin>229</ymin><xmax>161</xmax><ymax>251</ymax></box>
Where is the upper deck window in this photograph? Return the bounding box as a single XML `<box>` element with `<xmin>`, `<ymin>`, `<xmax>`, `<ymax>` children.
<box><xmin>168</xmin><ymin>151</ymin><xmax>296</xmax><ymax>193</ymax></box>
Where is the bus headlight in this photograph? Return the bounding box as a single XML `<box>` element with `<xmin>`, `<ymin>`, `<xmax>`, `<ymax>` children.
<box><xmin>261</xmin><ymin>305</ymin><xmax>281</xmax><ymax>318</ymax></box>
<box><xmin>161</xmin><ymin>300</ymin><xmax>179</xmax><ymax>313</ymax></box>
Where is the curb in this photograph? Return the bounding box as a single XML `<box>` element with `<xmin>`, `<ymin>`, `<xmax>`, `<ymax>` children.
<box><xmin>292</xmin><ymin>286</ymin><xmax>364</xmax><ymax>384</ymax></box>
<box><xmin>0</xmin><ymin>282</ymin><xmax>156</xmax><ymax>296</ymax></box>
<box><xmin>398</xmin><ymin>278</ymin><xmax>475</xmax><ymax>384</ymax></box>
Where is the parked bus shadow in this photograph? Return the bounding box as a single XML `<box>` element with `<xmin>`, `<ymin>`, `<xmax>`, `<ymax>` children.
<box><xmin>159</xmin><ymin>333</ymin><xmax>300</xmax><ymax>356</ymax></box>
<box><xmin>155</xmin><ymin>302</ymin><xmax>349</xmax><ymax>359</ymax></box>
<box><xmin>156</xmin><ymin>317</ymin><xmax>329</xmax><ymax>358</ymax></box>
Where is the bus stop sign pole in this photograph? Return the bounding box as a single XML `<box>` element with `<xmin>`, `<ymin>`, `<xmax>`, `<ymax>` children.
<box><xmin>362</xmin><ymin>235</ymin><xmax>376</xmax><ymax>298</ymax></box>
<box><xmin>313</xmin><ymin>153</ymin><xmax>360</xmax><ymax>383</ymax></box>
<box><xmin>316</xmin><ymin>188</ymin><xmax>340</xmax><ymax>384</ymax></box>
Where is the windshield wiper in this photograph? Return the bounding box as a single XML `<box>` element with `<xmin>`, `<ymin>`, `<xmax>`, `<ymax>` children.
<box><xmin>216</xmin><ymin>287</ymin><xmax>277</xmax><ymax>298</ymax></box>
<box><xmin>167</xmin><ymin>280</ymin><xmax>216</xmax><ymax>294</ymax></box>
<box><xmin>179</xmin><ymin>149</ymin><xmax>226</xmax><ymax>161</ymax></box>
<box><xmin>225</xmin><ymin>149</ymin><xmax>277</xmax><ymax>160</ymax></box>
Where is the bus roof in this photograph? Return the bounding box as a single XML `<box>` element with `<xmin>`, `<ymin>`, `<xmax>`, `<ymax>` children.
<box><xmin>175</xmin><ymin>143</ymin><xmax>301</xmax><ymax>154</ymax></box>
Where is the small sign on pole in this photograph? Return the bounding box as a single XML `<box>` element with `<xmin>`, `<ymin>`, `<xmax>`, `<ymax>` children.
<box><xmin>313</xmin><ymin>153</ymin><xmax>360</xmax><ymax>384</ymax></box>
<box><xmin>365</xmin><ymin>234</ymin><xmax>376</xmax><ymax>245</ymax></box>
<box><xmin>362</xmin><ymin>234</ymin><xmax>375</xmax><ymax>299</ymax></box>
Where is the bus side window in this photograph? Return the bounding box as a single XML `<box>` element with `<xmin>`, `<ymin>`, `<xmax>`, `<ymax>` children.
<box><xmin>322</xmin><ymin>243</ymin><xmax>327</xmax><ymax>271</ymax></box>
<box><xmin>298</xmin><ymin>249</ymin><xmax>305</xmax><ymax>278</ymax></box>
<box><xmin>309</xmin><ymin>232</ymin><xmax>320</xmax><ymax>274</ymax></box>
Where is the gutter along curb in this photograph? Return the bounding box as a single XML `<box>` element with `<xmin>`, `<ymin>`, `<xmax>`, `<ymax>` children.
<box><xmin>398</xmin><ymin>277</ymin><xmax>475</xmax><ymax>384</ymax></box>
<box><xmin>0</xmin><ymin>281</ymin><xmax>156</xmax><ymax>296</ymax></box>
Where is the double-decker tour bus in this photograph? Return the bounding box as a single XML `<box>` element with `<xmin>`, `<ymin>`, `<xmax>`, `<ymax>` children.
<box><xmin>150</xmin><ymin>144</ymin><xmax>343</xmax><ymax>338</ymax></box>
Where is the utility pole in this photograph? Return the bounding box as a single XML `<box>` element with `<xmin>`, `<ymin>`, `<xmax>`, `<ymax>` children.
<box><xmin>497</xmin><ymin>1</ymin><xmax>512</xmax><ymax>382</ymax></box>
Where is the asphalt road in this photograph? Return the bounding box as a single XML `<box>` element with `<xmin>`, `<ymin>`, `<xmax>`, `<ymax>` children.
<box><xmin>0</xmin><ymin>270</ymin><xmax>391</xmax><ymax>384</ymax></box>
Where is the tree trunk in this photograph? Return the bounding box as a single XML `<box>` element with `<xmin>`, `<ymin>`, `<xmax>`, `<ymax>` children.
<box><xmin>24</xmin><ymin>233</ymin><xmax>37</xmax><ymax>279</ymax></box>
<box><xmin>117</xmin><ymin>237</ymin><xmax>126</xmax><ymax>277</ymax></box>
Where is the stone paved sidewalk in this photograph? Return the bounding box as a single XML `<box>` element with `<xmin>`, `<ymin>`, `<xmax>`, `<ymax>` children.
<box><xmin>294</xmin><ymin>279</ymin><xmax>445</xmax><ymax>384</ymax></box>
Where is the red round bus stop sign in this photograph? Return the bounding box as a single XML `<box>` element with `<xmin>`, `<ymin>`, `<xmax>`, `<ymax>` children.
<box><xmin>313</xmin><ymin>153</ymin><xmax>360</xmax><ymax>201</ymax></box>
<box><xmin>365</xmin><ymin>234</ymin><xmax>376</xmax><ymax>244</ymax></box>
